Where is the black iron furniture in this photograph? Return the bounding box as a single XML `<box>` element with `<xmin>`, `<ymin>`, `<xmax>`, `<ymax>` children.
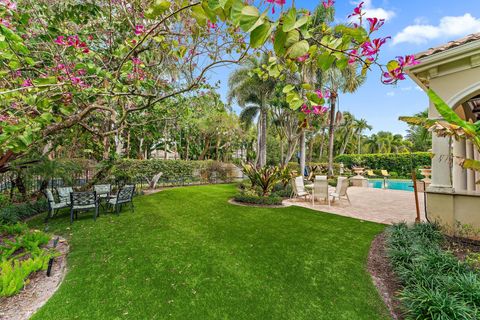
<box><xmin>70</xmin><ymin>191</ymin><xmax>99</xmax><ymax>223</ymax></box>
<box><xmin>44</xmin><ymin>189</ymin><xmax>69</xmax><ymax>221</ymax></box>
<box><xmin>108</xmin><ymin>185</ymin><xmax>135</xmax><ymax>214</ymax></box>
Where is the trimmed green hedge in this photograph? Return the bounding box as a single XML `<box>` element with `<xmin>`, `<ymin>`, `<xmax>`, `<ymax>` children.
<box><xmin>334</xmin><ymin>152</ymin><xmax>431</xmax><ymax>177</ymax></box>
<box><xmin>233</xmin><ymin>194</ymin><xmax>283</xmax><ymax>206</ymax></box>
<box><xmin>287</xmin><ymin>162</ymin><xmax>343</xmax><ymax>176</ymax></box>
<box><xmin>110</xmin><ymin>159</ymin><xmax>237</xmax><ymax>185</ymax></box>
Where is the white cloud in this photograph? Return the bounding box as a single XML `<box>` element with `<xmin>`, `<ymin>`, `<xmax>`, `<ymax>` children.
<box><xmin>350</xmin><ymin>0</ymin><xmax>396</xmax><ymax>21</ymax></box>
<box><xmin>392</xmin><ymin>13</ymin><xmax>480</xmax><ymax>45</ymax></box>
<box><xmin>386</xmin><ymin>91</ymin><xmax>395</xmax><ymax>96</ymax></box>
<box><xmin>400</xmin><ymin>86</ymin><xmax>412</xmax><ymax>91</ymax></box>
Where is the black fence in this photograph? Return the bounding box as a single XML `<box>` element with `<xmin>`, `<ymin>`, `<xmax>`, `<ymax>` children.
<box><xmin>0</xmin><ymin>171</ymin><xmax>229</xmax><ymax>198</ymax></box>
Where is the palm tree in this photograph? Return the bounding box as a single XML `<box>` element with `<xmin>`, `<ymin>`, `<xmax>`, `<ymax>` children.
<box><xmin>228</xmin><ymin>55</ymin><xmax>276</xmax><ymax>167</ymax></box>
<box><xmin>354</xmin><ymin>118</ymin><xmax>372</xmax><ymax>154</ymax></box>
<box><xmin>321</xmin><ymin>64</ymin><xmax>366</xmax><ymax>175</ymax></box>
<box><xmin>339</xmin><ymin>112</ymin><xmax>356</xmax><ymax>155</ymax></box>
<box><xmin>406</xmin><ymin>109</ymin><xmax>431</xmax><ymax>151</ymax></box>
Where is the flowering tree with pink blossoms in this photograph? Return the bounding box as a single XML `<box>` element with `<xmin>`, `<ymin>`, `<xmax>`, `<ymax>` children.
<box><xmin>0</xmin><ymin>0</ymin><xmax>416</xmax><ymax>171</ymax></box>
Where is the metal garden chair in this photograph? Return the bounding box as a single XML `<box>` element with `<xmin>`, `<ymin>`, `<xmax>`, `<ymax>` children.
<box><xmin>108</xmin><ymin>185</ymin><xmax>135</xmax><ymax>215</ymax></box>
<box><xmin>70</xmin><ymin>191</ymin><xmax>99</xmax><ymax>223</ymax></box>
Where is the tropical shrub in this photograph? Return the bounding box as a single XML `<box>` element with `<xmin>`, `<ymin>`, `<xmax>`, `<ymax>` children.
<box><xmin>335</xmin><ymin>152</ymin><xmax>431</xmax><ymax>177</ymax></box>
<box><xmin>287</xmin><ymin>162</ymin><xmax>344</xmax><ymax>176</ymax></box>
<box><xmin>386</xmin><ymin>223</ymin><xmax>480</xmax><ymax>319</ymax></box>
<box><xmin>0</xmin><ymin>199</ymin><xmax>48</xmax><ymax>224</ymax></box>
<box><xmin>241</xmin><ymin>163</ymin><xmax>282</xmax><ymax>196</ymax></box>
<box><xmin>0</xmin><ymin>224</ymin><xmax>54</xmax><ymax>297</ymax></box>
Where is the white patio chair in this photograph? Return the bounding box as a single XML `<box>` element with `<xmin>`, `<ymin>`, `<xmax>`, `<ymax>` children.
<box><xmin>312</xmin><ymin>175</ymin><xmax>330</xmax><ymax>206</ymax></box>
<box><xmin>291</xmin><ymin>176</ymin><xmax>310</xmax><ymax>200</ymax></box>
<box><xmin>330</xmin><ymin>177</ymin><xmax>351</xmax><ymax>205</ymax></box>
<box><xmin>57</xmin><ymin>186</ymin><xmax>73</xmax><ymax>205</ymax></box>
<box><xmin>44</xmin><ymin>189</ymin><xmax>69</xmax><ymax>220</ymax></box>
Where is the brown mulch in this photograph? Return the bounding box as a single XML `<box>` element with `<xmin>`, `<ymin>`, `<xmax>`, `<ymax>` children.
<box><xmin>367</xmin><ymin>232</ymin><xmax>405</xmax><ymax>320</ymax></box>
<box><xmin>0</xmin><ymin>236</ymin><xmax>69</xmax><ymax>320</ymax></box>
<box><xmin>444</xmin><ymin>236</ymin><xmax>480</xmax><ymax>269</ymax></box>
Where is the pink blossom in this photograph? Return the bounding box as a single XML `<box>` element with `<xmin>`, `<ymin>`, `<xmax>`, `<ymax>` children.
<box><xmin>348</xmin><ymin>1</ymin><xmax>364</xmax><ymax>18</ymax></box>
<box><xmin>322</xmin><ymin>0</ymin><xmax>334</xmax><ymax>9</ymax></box>
<box><xmin>207</xmin><ymin>20</ymin><xmax>217</xmax><ymax>29</ymax></box>
<box><xmin>348</xmin><ymin>49</ymin><xmax>358</xmax><ymax>64</ymax></box>
<box><xmin>54</xmin><ymin>36</ymin><xmax>65</xmax><ymax>45</ymax></box>
<box><xmin>4</xmin><ymin>0</ymin><xmax>16</xmax><ymax>10</ymax></box>
<box><xmin>312</xmin><ymin>105</ymin><xmax>327</xmax><ymax>115</ymax></box>
<box><xmin>366</xmin><ymin>18</ymin><xmax>384</xmax><ymax>33</ymax></box>
<box><xmin>76</xmin><ymin>69</ymin><xmax>86</xmax><ymax>76</ymax></box>
<box><xmin>21</xmin><ymin>79</ymin><xmax>33</xmax><ymax>87</ymax></box>
<box><xmin>0</xmin><ymin>115</ymin><xmax>9</xmax><ymax>122</ymax></box>
<box><xmin>0</xmin><ymin>18</ymin><xmax>11</xmax><ymax>28</ymax></box>
<box><xmin>134</xmin><ymin>25</ymin><xmax>145</xmax><ymax>35</ymax></box>
<box><xmin>361</xmin><ymin>37</ymin><xmax>390</xmax><ymax>58</ymax></box>
<box><xmin>397</xmin><ymin>55</ymin><xmax>420</xmax><ymax>67</ymax></box>
<box><xmin>297</xmin><ymin>53</ymin><xmax>310</xmax><ymax>63</ymax></box>
<box><xmin>132</xmin><ymin>57</ymin><xmax>142</xmax><ymax>65</ymax></box>
<box><xmin>383</xmin><ymin>68</ymin><xmax>405</xmax><ymax>84</ymax></box>
<box><xmin>315</xmin><ymin>90</ymin><xmax>324</xmax><ymax>99</ymax></box>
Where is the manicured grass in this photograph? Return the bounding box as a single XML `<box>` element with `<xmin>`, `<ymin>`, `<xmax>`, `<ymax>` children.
<box><xmin>29</xmin><ymin>184</ymin><xmax>388</xmax><ymax>319</ymax></box>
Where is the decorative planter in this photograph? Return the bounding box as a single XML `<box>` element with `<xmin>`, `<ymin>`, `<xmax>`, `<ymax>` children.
<box><xmin>419</xmin><ymin>168</ymin><xmax>432</xmax><ymax>183</ymax></box>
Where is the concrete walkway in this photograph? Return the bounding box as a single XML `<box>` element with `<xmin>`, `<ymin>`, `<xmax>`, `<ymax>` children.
<box><xmin>283</xmin><ymin>187</ymin><xmax>426</xmax><ymax>225</ymax></box>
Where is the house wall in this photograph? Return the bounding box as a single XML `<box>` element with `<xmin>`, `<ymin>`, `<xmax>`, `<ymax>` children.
<box><xmin>409</xmin><ymin>51</ymin><xmax>480</xmax><ymax>239</ymax></box>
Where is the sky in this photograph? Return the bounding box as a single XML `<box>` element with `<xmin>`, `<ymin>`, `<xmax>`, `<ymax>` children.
<box><xmin>207</xmin><ymin>0</ymin><xmax>480</xmax><ymax>135</ymax></box>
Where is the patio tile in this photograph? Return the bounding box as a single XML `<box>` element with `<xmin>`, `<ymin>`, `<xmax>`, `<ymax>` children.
<box><xmin>283</xmin><ymin>187</ymin><xmax>425</xmax><ymax>225</ymax></box>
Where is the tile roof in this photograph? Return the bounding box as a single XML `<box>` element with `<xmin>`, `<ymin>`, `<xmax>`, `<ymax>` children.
<box><xmin>415</xmin><ymin>33</ymin><xmax>480</xmax><ymax>59</ymax></box>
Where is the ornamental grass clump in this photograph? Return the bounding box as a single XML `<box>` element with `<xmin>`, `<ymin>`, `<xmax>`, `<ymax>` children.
<box><xmin>386</xmin><ymin>222</ymin><xmax>480</xmax><ymax>319</ymax></box>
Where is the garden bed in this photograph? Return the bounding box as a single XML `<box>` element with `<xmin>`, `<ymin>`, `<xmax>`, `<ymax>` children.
<box><xmin>0</xmin><ymin>236</ymin><xmax>68</xmax><ymax>320</ymax></box>
<box><xmin>228</xmin><ymin>198</ymin><xmax>286</xmax><ymax>208</ymax></box>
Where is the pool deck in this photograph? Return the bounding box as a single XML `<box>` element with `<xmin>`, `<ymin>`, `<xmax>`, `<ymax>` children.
<box><xmin>283</xmin><ymin>186</ymin><xmax>426</xmax><ymax>225</ymax></box>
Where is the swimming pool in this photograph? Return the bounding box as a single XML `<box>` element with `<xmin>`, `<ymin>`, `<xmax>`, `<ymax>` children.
<box><xmin>368</xmin><ymin>179</ymin><xmax>414</xmax><ymax>192</ymax></box>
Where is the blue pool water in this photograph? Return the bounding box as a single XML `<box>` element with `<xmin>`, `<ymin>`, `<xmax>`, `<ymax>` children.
<box><xmin>368</xmin><ymin>179</ymin><xmax>414</xmax><ymax>192</ymax></box>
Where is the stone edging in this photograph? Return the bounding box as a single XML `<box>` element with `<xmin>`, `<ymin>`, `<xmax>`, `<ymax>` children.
<box><xmin>0</xmin><ymin>236</ymin><xmax>69</xmax><ymax>320</ymax></box>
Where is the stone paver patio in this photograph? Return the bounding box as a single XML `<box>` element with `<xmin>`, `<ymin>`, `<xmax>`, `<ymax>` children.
<box><xmin>283</xmin><ymin>187</ymin><xmax>426</xmax><ymax>225</ymax></box>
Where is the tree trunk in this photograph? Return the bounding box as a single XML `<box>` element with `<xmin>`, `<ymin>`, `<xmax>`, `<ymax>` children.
<box><xmin>357</xmin><ymin>132</ymin><xmax>362</xmax><ymax>154</ymax></box>
<box><xmin>138</xmin><ymin>138</ymin><xmax>144</xmax><ymax>160</ymax></box>
<box><xmin>319</xmin><ymin>128</ymin><xmax>325</xmax><ymax>162</ymax></box>
<box><xmin>340</xmin><ymin>129</ymin><xmax>352</xmax><ymax>155</ymax></box>
<box><xmin>126</xmin><ymin>131</ymin><xmax>131</xmax><ymax>158</ymax></box>
<box><xmin>327</xmin><ymin>93</ymin><xmax>337</xmax><ymax>177</ymax></box>
<box><xmin>307</xmin><ymin>134</ymin><xmax>314</xmax><ymax>163</ymax></box>
<box><xmin>199</xmin><ymin>136</ymin><xmax>210</xmax><ymax>160</ymax></box>
<box><xmin>299</xmin><ymin>130</ymin><xmax>306</xmax><ymax>177</ymax></box>
<box><xmin>257</xmin><ymin>108</ymin><xmax>267</xmax><ymax>167</ymax></box>
<box><xmin>284</xmin><ymin>136</ymin><xmax>298</xmax><ymax>165</ymax></box>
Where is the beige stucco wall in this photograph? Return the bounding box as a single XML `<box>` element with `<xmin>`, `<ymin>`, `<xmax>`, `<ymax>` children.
<box><xmin>427</xmin><ymin>192</ymin><xmax>480</xmax><ymax>239</ymax></box>
<box><xmin>410</xmin><ymin>49</ymin><xmax>480</xmax><ymax>239</ymax></box>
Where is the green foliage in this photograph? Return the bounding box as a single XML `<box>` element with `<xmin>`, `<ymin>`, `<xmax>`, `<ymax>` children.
<box><xmin>111</xmin><ymin>159</ymin><xmax>235</xmax><ymax>185</ymax></box>
<box><xmin>0</xmin><ymin>224</ymin><xmax>53</xmax><ymax>297</ymax></box>
<box><xmin>241</xmin><ymin>163</ymin><xmax>282</xmax><ymax>196</ymax></box>
<box><xmin>0</xmin><ymin>199</ymin><xmax>48</xmax><ymax>224</ymax></box>
<box><xmin>386</xmin><ymin>222</ymin><xmax>480</xmax><ymax>319</ymax></box>
<box><xmin>287</xmin><ymin>162</ymin><xmax>343</xmax><ymax>176</ymax></box>
<box><xmin>233</xmin><ymin>193</ymin><xmax>283</xmax><ymax>205</ymax></box>
<box><xmin>335</xmin><ymin>152</ymin><xmax>431</xmax><ymax>177</ymax></box>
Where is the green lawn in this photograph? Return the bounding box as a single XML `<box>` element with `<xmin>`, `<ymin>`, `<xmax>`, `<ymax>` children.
<box><xmin>29</xmin><ymin>184</ymin><xmax>388</xmax><ymax>319</ymax></box>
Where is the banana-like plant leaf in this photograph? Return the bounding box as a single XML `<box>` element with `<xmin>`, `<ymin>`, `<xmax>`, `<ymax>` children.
<box><xmin>463</xmin><ymin>159</ymin><xmax>480</xmax><ymax>172</ymax></box>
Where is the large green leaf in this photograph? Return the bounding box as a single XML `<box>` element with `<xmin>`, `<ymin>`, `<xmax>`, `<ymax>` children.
<box><xmin>463</xmin><ymin>159</ymin><xmax>480</xmax><ymax>173</ymax></box>
<box><xmin>273</xmin><ymin>29</ymin><xmax>286</xmax><ymax>56</ymax></box>
<box><xmin>249</xmin><ymin>22</ymin><xmax>272</xmax><ymax>48</ymax></box>
<box><xmin>428</xmin><ymin>89</ymin><xmax>478</xmax><ymax>136</ymax></box>
<box><xmin>286</xmin><ymin>40</ymin><xmax>309</xmax><ymax>59</ymax></box>
<box><xmin>284</xmin><ymin>30</ymin><xmax>299</xmax><ymax>48</ymax></box>
<box><xmin>282</xmin><ymin>8</ymin><xmax>297</xmax><ymax>32</ymax></box>
<box><xmin>239</xmin><ymin>6</ymin><xmax>261</xmax><ymax>32</ymax></box>
<box><xmin>144</xmin><ymin>0</ymin><xmax>170</xmax><ymax>19</ymax></box>
<box><xmin>316</xmin><ymin>52</ymin><xmax>335</xmax><ymax>71</ymax></box>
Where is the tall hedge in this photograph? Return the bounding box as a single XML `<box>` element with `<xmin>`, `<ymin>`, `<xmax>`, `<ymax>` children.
<box><xmin>334</xmin><ymin>152</ymin><xmax>431</xmax><ymax>177</ymax></box>
<box><xmin>110</xmin><ymin>159</ymin><xmax>238</xmax><ymax>184</ymax></box>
